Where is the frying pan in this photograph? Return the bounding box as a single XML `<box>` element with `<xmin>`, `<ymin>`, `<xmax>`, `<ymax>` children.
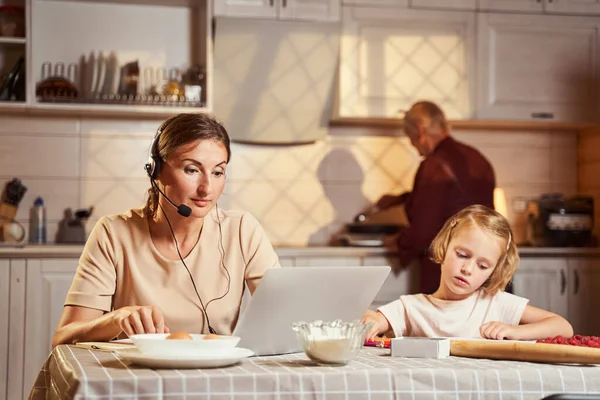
<box><xmin>346</xmin><ymin>222</ymin><xmax>403</xmax><ymax>235</ymax></box>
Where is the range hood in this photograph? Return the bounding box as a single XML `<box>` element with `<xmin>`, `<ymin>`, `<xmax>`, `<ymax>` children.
<box><xmin>213</xmin><ymin>18</ymin><xmax>340</xmax><ymax>144</ymax></box>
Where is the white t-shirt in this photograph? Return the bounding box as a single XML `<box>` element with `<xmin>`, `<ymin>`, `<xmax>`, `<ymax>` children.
<box><xmin>378</xmin><ymin>290</ymin><xmax>529</xmax><ymax>338</ymax></box>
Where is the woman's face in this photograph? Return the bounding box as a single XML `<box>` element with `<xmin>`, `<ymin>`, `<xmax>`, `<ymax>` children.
<box><xmin>158</xmin><ymin>139</ymin><xmax>228</xmax><ymax>218</ymax></box>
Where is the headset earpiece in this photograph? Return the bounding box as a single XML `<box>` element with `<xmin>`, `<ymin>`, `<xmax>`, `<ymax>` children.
<box><xmin>145</xmin><ymin>119</ymin><xmax>172</xmax><ymax>181</ymax></box>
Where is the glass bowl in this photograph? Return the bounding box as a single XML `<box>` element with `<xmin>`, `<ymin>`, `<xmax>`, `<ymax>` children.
<box><xmin>292</xmin><ymin>320</ymin><xmax>373</xmax><ymax>366</ymax></box>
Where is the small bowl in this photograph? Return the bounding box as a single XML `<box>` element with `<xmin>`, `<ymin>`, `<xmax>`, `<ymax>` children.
<box><xmin>292</xmin><ymin>320</ymin><xmax>373</xmax><ymax>366</ymax></box>
<box><xmin>130</xmin><ymin>333</ymin><xmax>241</xmax><ymax>357</ymax></box>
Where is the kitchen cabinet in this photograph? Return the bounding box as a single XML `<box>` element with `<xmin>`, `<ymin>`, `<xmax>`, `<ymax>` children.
<box><xmin>514</xmin><ymin>255</ymin><xmax>600</xmax><ymax>336</ymax></box>
<box><xmin>213</xmin><ymin>17</ymin><xmax>339</xmax><ymax>144</ymax></box>
<box><xmin>478</xmin><ymin>0</ymin><xmax>545</xmax><ymax>12</ymax></box>
<box><xmin>512</xmin><ymin>257</ymin><xmax>568</xmax><ymax>319</ymax></box>
<box><xmin>0</xmin><ymin>0</ymin><xmax>26</xmax><ymax>108</ymax></box>
<box><xmin>476</xmin><ymin>13</ymin><xmax>600</xmax><ymax>123</ymax></box>
<box><xmin>546</xmin><ymin>0</ymin><xmax>600</xmax><ymax>15</ymax></box>
<box><xmin>480</xmin><ymin>0</ymin><xmax>600</xmax><ymax>15</ymax></box>
<box><xmin>411</xmin><ymin>0</ymin><xmax>477</xmax><ymax>10</ymax></box>
<box><xmin>567</xmin><ymin>258</ymin><xmax>600</xmax><ymax>336</ymax></box>
<box><xmin>340</xmin><ymin>0</ymin><xmax>475</xmax><ymax>9</ymax></box>
<box><xmin>214</xmin><ymin>0</ymin><xmax>340</xmax><ymax>21</ymax></box>
<box><xmin>339</xmin><ymin>7</ymin><xmax>475</xmax><ymax>119</ymax></box>
<box><xmin>21</xmin><ymin>258</ymin><xmax>78</xmax><ymax>399</ymax></box>
<box><xmin>21</xmin><ymin>0</ymin><xmax>212</xmax><ymax>118</ymax></box>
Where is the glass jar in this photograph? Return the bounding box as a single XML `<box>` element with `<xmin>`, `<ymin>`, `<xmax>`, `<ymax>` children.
<box><xmin>0</xmin><ymin>6</ymin><xmax>24</xmax><ymax>38</ymax></box>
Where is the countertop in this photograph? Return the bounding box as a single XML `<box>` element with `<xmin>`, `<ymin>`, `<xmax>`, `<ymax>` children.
<box><xmin>1</xmin><ymin>244</ymin><xmax>600</xmax><ymax>258</ymax></box>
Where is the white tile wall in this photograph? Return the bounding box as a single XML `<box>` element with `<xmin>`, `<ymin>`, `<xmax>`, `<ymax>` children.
<box><xmin>0</xmin><ymin>115</ymin><xmax>580</xmax><ymax>246</ymax></box>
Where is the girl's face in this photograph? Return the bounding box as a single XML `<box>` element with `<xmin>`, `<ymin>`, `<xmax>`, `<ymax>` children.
<box><xmin>158</xmin><ymin>139</ymin><xmax>228</xmax><ymax>219</ymax></box>
<box><xmin>438</xmin><ymin>224</ymin><xmax>504</xmax><ymax>300</ymax></box>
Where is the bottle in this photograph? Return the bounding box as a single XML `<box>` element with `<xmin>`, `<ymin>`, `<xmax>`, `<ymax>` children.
<box><xmin>29</xmin><ymin>196</ymin><xmax>46</xmax><ymax>244</ymax></box>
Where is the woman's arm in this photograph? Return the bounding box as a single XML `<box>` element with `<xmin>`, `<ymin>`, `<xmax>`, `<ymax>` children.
<box><xmin>480</xmin><ymin>305</ymin><xmax>573</xmax><ymax>340</ymax></box>
<box><xmin>52</xmin><ymin>304</ymin><xmax>169</xmax><ymax>348</ymax></box>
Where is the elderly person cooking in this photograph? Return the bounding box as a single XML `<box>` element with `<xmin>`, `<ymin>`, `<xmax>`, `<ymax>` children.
<box><xmin>373</xmin><ymin>101</ymin><xmax>496</xmax><ymax>294</ymax></box>
<box><xmin>52</xmin><ymin>113</ymin><xmax>280</xmax><ymax>346</ymax></box>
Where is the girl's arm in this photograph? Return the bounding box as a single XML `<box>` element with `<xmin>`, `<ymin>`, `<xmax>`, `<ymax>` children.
<box><xmin>481</xmin><ymin>304</ymin><xmax>573</xmax><ymax>340</ymax></box>
<box><xmin>516</xmin><ymin>304</ymin><xmax>573</xmax><ymax>339</ymax></box>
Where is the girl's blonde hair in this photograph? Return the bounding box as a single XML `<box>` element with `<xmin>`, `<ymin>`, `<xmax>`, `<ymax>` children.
<box><xmin>430</xmin><ymin>204</ymin><xmax>519</xmax><ymax>294</ymax></box>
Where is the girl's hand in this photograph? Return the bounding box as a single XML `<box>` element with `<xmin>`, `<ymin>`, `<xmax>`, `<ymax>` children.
<box><xmin>113</xmin><ymin>305</ymin><xmax>170</xmax><ymax>337</ymax></box>
<box><xmin>361</xmin><ymin>309</ymin><xmax>390</xmax><ymax>341</ymax></box>
<box><xmin>480</xmin><ymin>321</ymin><xmax>519</xmax><ymax>340</ymax></box>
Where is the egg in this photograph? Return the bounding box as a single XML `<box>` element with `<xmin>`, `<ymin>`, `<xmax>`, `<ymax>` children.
<box><xmin>203</xmin><ymin>333</ymin><xmax>221</xmax><ymax>340</ymax></box>
<box><xmin>166</xmin><ymin>331</ymin><xmax>192</xmax><ymax>340</ymax></box>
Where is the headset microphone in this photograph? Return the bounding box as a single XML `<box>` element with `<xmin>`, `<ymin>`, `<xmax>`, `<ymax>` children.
<box><xmin>147</xmin><ymin>174</ymin><xmax>192</xmax><ymax>217</ymax></box>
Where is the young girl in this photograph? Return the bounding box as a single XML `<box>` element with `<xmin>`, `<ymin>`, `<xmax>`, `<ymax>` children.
<box><xmin>363</xmin><ymin>204</ymin><xmax>573</xmax><ymax>341</ymax></box>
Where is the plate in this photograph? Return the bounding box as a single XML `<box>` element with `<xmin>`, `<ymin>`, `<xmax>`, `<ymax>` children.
<box><xmin>115</xmin><ymin>347</ymin><xmax>254</xmax><ymax>369</ymax></box>
<box><xmin>129</xmin><ymin>333</ymin><xmax>240</xmax><ymax>356</ymax></box>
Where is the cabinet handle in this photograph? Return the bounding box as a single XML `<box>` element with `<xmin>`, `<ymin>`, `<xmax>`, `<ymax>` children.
<box><xmin>269</xmin><ymin>0</ymin><xmax>274</xmax><ymax>6</ymax></box>
<box><xmin>282</xmin><ymin>0</ymin><xmax>287</xmax><ymax>7</ymax></box>
<box><xmin>531</xmin><ymin>112</ymin><xmax>554</xmax><ymax>119</ymax></box>
<box><xmin>560</xmin><ymin>269</ymin><xmax>566</xmax><ymax>295</ymax></box>
<box><xmin>574</xmin><ymin>269</ymin><xmax>580</xmax><ymax>295</ymax></box>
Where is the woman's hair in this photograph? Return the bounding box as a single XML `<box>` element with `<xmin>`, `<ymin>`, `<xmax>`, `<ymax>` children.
<box><xmin>429</xmin><ymin>204</ymin><xmax>519</xmax><ymax>294</ymax></box>
<box><xmin>146</xmin><ymin>113</ymin><xmax>231</xmax><ymax>217</ymax></box>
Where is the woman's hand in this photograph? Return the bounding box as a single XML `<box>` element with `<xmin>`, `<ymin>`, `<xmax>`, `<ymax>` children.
<box><xmin>480</xmin><ymin>321</ymin><xmax>518</xmax><ymax>340</ymax></box>
<box><xmin>113</xmin><ymin>305</ymin><xmax>170</xmax><ymax>337</ymax></box>
<box><xmin>362</xmin><ymin>309</ymin><xmax>391</xmax><ymax>341</ymax></box>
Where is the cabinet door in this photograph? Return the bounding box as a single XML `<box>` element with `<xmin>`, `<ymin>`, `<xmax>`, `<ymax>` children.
<box><xmin>567</xmin><ymin>259</ymin><xmax>600</xmax><ymax>336</ymax></box>
<box><xmin>213</xmin><ymin>0</ymin><xmax>277</xmax><ymax>19</ymax></box>
<box><xmin>362</xmin><ymin>256</ymin><xmax>418</xmax><ymax>309</ymax></box>
<box><xmin>512</xmin><ymin>258</ymin><xmax>568</xmax><ymax>319</ymax></box>
<box><xmin>477</xmin><ymin>13</ymin><xmax>600</xmax><ymax>123</ymax></box>
<box><xmin>339</xmin><ymin>7</ymin><xmax>475</xmax><ymax>119</ymax></box>
<box><xmin>411</xmin><ymin>0</ymin><xmax>477</xmax><ymax>10</ymax></box>
<box><xmin>478</xmin><ymin>0</ymin><xmax>544</xmax><ymax>12</ymax></box>
<box><xmin>0</xmin><ymin>261</ymin><xmax>8</xmax><ymax>400</ymax></box>
<box><xmin>22</xmin><ymin>259</ymin><xmax>78</xmax><ymax>399</ymax></box>
<box><xmin>280</xmin><ymin>0</ymin><xmax>340</xmax><ymax>21</ymax></box>
<box><xmin>546</xmin><ymin>0</ymin><xmax>600</xmax><ymax>15</ymax></box>
<box><xmin>7</xmin><ymin>260</ymin><xmax>25</xmax><ymax>400</ymax></box>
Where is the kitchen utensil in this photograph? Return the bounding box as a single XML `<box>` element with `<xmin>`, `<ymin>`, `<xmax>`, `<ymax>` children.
<box><xmin>0</xmin><ymin>55</ymin><xmax>25</xmax><ymax>101</ymax></box>
<box><xmin>450</xmin><ymin>339</ymin><xmax>600</xmax><ymax>364</ymax></box>
<box><xmin>41</xmin><ymin>61</ymin><xmax>78</xmax><ymax>83</ymax></box>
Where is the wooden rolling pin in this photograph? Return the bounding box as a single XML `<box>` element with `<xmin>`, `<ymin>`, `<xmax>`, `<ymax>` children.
<box><xmin>451</xmin><ymin>340</ymin><xmax>600</xmax><ymax>364</ymax></box>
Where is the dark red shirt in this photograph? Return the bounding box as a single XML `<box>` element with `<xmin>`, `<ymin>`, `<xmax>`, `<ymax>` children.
<box><xmin>397</xmin><ymin>136</ymin><xmax>495</xmax><ymax>294</ymax></box>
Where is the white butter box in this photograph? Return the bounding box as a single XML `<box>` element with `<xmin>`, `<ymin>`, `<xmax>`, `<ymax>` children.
<box><xmin>391</xmin><ymin>337</ymin><xmax>451</xmax><ymax>358</ymax></box>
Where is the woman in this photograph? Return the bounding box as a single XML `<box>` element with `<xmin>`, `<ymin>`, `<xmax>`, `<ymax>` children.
<box><xmin>52</xmin><ymin>113</ymin><xmax>280</xmax><ymax>347</ymax></box>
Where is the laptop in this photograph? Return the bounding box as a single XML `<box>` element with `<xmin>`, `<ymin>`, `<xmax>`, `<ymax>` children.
<box><xmin>233</xmin><ymin>266</ymin><xmax>390</xmax><ymax>356</ymax></box>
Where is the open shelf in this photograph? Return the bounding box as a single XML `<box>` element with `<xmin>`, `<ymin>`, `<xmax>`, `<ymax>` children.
<box><xmin>27</xmin><ymin>0</ymin><xmax>211</xmax><ymax>117</ymax></box>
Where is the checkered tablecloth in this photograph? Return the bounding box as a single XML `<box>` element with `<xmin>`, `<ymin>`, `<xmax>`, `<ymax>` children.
<box><xmin>29</xmin><ymin>345</ymin><xmax>600</xmax><ymax>400</ymax></box>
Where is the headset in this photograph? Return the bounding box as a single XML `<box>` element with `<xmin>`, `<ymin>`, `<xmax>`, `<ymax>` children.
<box><xmin>144</xmin><ymin>116</ymin><xmax>231</xmax><ymax>335</ymax></box>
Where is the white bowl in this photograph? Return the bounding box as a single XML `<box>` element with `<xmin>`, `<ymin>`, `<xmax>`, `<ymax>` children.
<box><xmin>130</xmin><ymin>333</ymin><xmax>241</xmax><ymax>357</ymax></box>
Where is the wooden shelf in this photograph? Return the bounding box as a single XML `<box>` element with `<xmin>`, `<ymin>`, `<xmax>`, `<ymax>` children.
<box><xmin>0</xmin><ymin>102</ymin><xmax>209</xmax><ymax>119</ymax></box>
<box><xmin>330</xmin><ymin>117</ymin><xmax>597</xmax><ymax>132</ymax></box>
